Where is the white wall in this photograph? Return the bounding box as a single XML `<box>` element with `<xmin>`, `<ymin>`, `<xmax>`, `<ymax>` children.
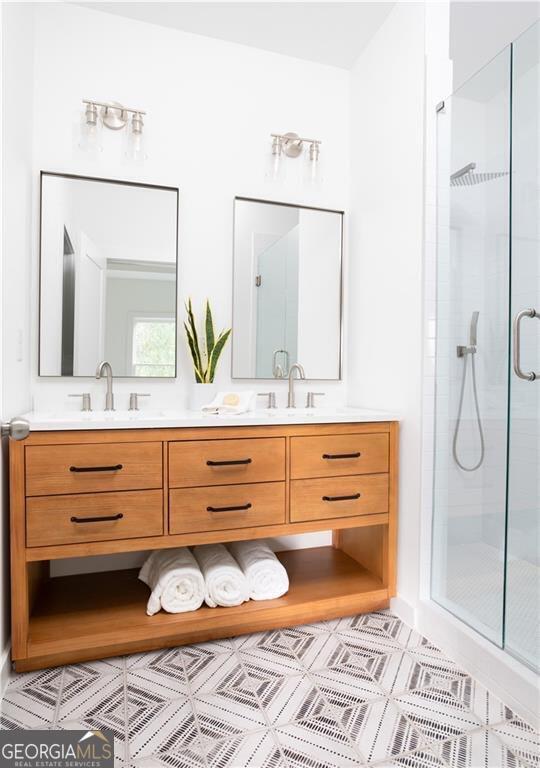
<box><xmin>29</xmin><ymin>2</ymin><xmax>350</xmax><ymax>412</ymax></box>
<box><xmin>347</xmin><ymin>2</ymin><xmax>426</xmax><ymax>613</ymax></box>
<box><xmin>1</xmin><ymin>1</ymin><xmax>35</xmax><ymax>688</ymax></box>
<box><xmin>16</xmin><ymin>2</ymin><xmax>351</xmax><ymax>575</ymax></box>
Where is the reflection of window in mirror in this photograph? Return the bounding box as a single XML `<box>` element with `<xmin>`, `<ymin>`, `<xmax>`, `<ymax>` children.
<box><xmin>131</xmin><ymin>317</ymin><xmax>176</xmax><ymax>377</ymax></box>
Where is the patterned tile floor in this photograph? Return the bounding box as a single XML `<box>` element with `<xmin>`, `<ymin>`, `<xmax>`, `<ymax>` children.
<box><xmin>1</xmin><ymin>610</ymin><xmax>538</xmax><ymax>767</ymax></box>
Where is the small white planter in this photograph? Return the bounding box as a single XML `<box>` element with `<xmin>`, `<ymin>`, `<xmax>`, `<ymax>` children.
<box><xmin>189</xmin><ymin>383</ymin><xmax>218</xmax><ymax>411</ymax></box>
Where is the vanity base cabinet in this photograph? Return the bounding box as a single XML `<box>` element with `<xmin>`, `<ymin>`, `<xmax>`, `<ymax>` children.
<box><xmin>9</xmin><ymin>421</ymin><xmax>398</xmax><ymax>672</ymax></box>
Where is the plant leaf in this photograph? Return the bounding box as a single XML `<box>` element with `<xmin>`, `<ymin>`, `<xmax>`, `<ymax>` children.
<box><xmin>208</xmin><ymin>328</ymin><xmax>231</xmax><ymax>383</ymax></box>
<box><xmin>185</xmin><ymin>299</ymin><xmax>204</xmax><ymax>378</ymax></box>
<box><xmin>205</xmin><ymin>299</ymin><xmax>215</xmax><ymax>359</ymax></box>
<box><xmin>184</xmin><ymin>322</ymin><xmax>204</xmax><ymax>383</ymax></box>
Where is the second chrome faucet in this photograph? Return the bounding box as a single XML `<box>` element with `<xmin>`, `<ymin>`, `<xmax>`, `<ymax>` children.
<box><xmin>287</xmin><ymin>363</ymin><xmax>306</xmax><ymax>408</ymax></box>
<box><xmin>96</xmin><ymin>361</ymin><xmax>115</xmax><ymax>411</ymax></box>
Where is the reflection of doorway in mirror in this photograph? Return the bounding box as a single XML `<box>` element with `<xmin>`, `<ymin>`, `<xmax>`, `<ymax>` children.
<box><xmin>73</xmin><ymin>231</ymin><xmax>106</xmax><ymax>376</ymax></box>
<box><xmin>254</xmin><ymin>226</ymin><xmax>299</xmax><ymax>378</ymax></box>
<box><xmin>60</xmin><ymin>227</ymin><xmax>75</xmax><ymax>376</ymax></box>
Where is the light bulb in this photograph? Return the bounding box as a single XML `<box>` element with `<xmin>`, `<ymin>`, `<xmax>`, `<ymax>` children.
<box><xmin>304</xmin><ymin>141</ymin><xmax>322</xmax><ymax>185</ymax></box>
<box><xmin>125</xmin><ymin>112</ymin><xmax>148</xmax><ymax>163</ymax></box>
<box><xmin>79</xmin><ymin>103</ymin><xmax>103</xmax><ymax>153</ymax></box>
<box><xmin>265</xmin><ymin>135</ymin><xmax>285</xmax><ymax>182</ymax></box>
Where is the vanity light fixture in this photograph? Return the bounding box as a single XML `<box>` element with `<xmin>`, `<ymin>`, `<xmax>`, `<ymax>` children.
<box><xmin>80</xmin><ymin>99</ymin><xmax>147</xmax><ymax>160</ymax></box>
<box><xmin>267</xmin><ymin>132</ymin><xmax>322</xmax><ymax>183</ymax></box>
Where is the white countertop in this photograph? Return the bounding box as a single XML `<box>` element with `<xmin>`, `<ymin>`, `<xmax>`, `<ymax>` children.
<box><xmin>21</xmin><ymin>407</ymin><xmax>399</xmax><ymax>431</ymax></box>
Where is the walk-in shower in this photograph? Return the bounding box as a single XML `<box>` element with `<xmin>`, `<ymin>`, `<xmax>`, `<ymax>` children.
<box><xmin>432</xmin><ymin>21</ymin><xmax>539</xmax><ymax>673</ymax></box>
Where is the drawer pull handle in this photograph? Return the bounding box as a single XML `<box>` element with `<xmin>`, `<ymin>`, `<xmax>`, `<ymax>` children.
<box><xmin>70</xmin><ymin>513</ymin><xmax>124</xmax><ymax>524</ymax></box>
<box><xmin>69</xmin><ymin>464</ymin><xmax>124</xmax><ymax>473</ymax></box>
<box><xmin>322</xmin><ymin>493</ymin><xmax>361</xmax><ymax>502</ymax></box>
<box><xmin>206</xmin><ymin>458</ymin><xmax>252</xmax><ymax>467</ymax></box>
<box><xmin>322</xmin><ymin>452</ymin><xmax>361</xmax><ymax>460</ymax></box>
<box><xmin>207</xmin><ymin>503</ymin><xmax>252</xmax><ymax>513</ymax></box>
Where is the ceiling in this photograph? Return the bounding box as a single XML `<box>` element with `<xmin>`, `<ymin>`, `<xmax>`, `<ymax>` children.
<box><xmin>79</xmin><ymin>2</ymin><xmax>395</xmax><ymax>69</ymax></box>
<box><xmin>450</xmin><ymin>1</ymin><xmax>540</xmax><ymax>90</ymax></box>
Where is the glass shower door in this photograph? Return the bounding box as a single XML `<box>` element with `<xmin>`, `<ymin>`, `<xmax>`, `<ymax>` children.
<box><xmin>505</xmin><ymin>21</ymin><xmax>540</xmax><ymax>671</ymax></box>
<box><xmin>431</xmin><ymin>47</ymin><xmax>512</xmax><ymax>646</ymax></box>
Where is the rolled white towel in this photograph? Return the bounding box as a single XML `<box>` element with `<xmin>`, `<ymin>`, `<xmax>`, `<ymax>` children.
<box><xmin>139</xmin><ymin>548</ymin><xmax>205</xmax><ymax>616</ymax></box>
<box><xmin>192</xmin><ymin>543</ymin><xmax>250</xmax><ymax>608</ymax></box>
<box><xmin>228</xmin><ymin>540</ymin><xmax>289</xmax><ymax>601</ymax></box>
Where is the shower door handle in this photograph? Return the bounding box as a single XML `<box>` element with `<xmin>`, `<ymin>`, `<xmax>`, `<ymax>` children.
<box><xmin>513</xmin><ymin>308</ymin><xmax>540</xmax><ymax>381</ymax></box>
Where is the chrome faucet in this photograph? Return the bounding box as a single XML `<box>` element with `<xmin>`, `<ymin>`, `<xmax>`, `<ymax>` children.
<box><xmin>96</xmin><ymin>361</ymin><xmax>115</xmax><ymax>411</ymax></box>
<box><xmin>287</xmin><ymin>363</ymin><xmax>306</xmax><ymax>408</ymax></box>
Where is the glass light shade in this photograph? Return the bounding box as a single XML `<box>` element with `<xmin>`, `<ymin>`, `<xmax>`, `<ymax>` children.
<box><xmin>125</xmin><ymin>119</ymin><xmax>148</xmax><ymax>163</ymax></box>
<box><xmin>78</xmin><ymin>106</ymin><xmax>103</xmax><ymax>153</ymax></box>
<box><xmin>304</xmin><ymin>142</ymin><xmax>322</xmax><ymax>185</ymax></box>
<box><xmin>265</xmin><ymin>137</ymin><xmax>285</xmax><ymax>182</ymax></box>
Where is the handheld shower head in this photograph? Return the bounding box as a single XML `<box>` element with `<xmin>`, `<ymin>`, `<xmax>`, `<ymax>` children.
<box><xmin>456</xmin><ymin>311</ymin><xmax>480</xmax><ymax>357</ymax></box>
<box><xmin>469</xmin><ymin>311</ymin><xmax>480</xmax><ymax>348</ymax></box>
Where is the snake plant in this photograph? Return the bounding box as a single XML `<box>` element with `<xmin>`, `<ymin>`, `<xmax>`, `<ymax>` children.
<box><xmin>184</xmin><ymin>298</ymin><xmax>232</xmax><ymax>383</ymax></box>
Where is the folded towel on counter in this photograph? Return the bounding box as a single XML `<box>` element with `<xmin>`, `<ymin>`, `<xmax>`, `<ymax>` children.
<box><xmin>192</xmin><ymin>543</ymin><xmax>250</xmax><ymax>607</ymax></box>
<box><xmin>139</xmin><ymin>548</ymin><xmax>205</xmax><ymax>616</ymax></box>
<box><xmin>228</xmin><ymin>540</ymin><xmax>289</xmax><ymax>601</ymax></box>
<box><xmin>201</xmin><ymin>391</ymin><xmax>255</xmax><ymax>415</ymax></box>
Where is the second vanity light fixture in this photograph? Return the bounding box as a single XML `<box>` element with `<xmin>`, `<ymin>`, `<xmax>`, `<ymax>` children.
<box><xmin>267</xmin><ymin>132</ymin><xmax>322</xmax><ymax>184</ymax></box>
<box><xmin>80</xmin><ymin>99</ymin><xmax>147</xmax><ymax>161</ymax></box>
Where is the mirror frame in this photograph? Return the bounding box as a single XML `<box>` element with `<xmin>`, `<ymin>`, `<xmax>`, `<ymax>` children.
<box><xmin>38</xmin><ymin>171</ymin><xmax>180</xmax><ymax>379</ymax></box>
<box><xmin>231</xmin><ymin>196</ymin><xmax>344</xmax><ymax>381</ymax></box>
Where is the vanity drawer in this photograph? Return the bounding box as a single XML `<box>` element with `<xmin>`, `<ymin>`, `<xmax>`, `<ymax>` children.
<box><xmin>25</xmin><ymin>442</ymin><xmax>163</xmax><ymax>497</ymax></box>
<box><xmin>169</xmin><ymin>438</ymin><xmax>285</xmax><ymax>488</ymax></box>
<box><xmin>26</xmin><ymin>490</ymin><xmax>163</xmax><ymax>547</ymax></box>
<box><xmin>169</xmin><ymin>482</ymin><xmax>285</xmax><ymax>534</ymax></box>
<box><xmin>290</xmin><ymin>475</ymin><xmax>389</xmax><ymax>523</ymax></box>
<box><xmin>290</xmin><ymin>433</ymin><xmax>389</xmax><ymax>479</ymax></box>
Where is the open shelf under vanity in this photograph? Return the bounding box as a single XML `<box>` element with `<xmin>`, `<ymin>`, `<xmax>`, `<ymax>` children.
<box><xmin>22</xmin><ymin>547</ymin><xmax>388</xmax><ymax>671</ymax></box>
<box><xmin>10</xmin><ymin>421</ymin><xmax>398</xmax><ymax>671</ymax></box>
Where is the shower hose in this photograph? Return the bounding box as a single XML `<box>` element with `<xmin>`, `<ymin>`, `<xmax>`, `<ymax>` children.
<box><xmin>452</xmin><ymin>351</ymin><xmax>485</xmax><ymax>471</ymax></box>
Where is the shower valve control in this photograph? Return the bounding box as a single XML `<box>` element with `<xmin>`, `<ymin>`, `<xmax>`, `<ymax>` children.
<box><xmin>456</xmin><ymin>345</ymin><xmax>476</xmax><ymax>358</ymax></box>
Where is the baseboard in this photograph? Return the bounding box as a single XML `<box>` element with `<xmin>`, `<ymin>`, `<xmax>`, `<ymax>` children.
<box><xmin>390</xmin><ymin>595</ymin><xmax>416</xmax><ymax>627</ymax></box>
<box><xmin>417</xmin><ymin>599</ymin><xmax>539</xmax><ymax>728</ymax></box>
<box><xmin>0</xmin><ymin>642</ymin><xmax>12</xmax><ymax>698</ymax></box>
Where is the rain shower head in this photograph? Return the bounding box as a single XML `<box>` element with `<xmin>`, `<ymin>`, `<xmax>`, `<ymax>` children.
<box><xmin>450</xmin><ymin>161</ymin><xmax>509</xmax><ymax>187</ymax></box>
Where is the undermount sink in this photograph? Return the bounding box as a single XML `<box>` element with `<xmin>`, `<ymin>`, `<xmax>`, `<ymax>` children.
<box><xmin>37</xmin><ymin>410</ymin><xmax>169</xmax><ymax>422</ymax></box>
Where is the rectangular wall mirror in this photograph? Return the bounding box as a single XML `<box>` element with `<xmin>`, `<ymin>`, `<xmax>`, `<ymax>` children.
<box><xmin>232</xmin><ymin>197</ymin><xmax>343</xmax><ymax>380</ymax></box>
<box><xmin>39</xmin><ymin>172</ymin><xmax>179</xmax><ymax>377</ymax></box>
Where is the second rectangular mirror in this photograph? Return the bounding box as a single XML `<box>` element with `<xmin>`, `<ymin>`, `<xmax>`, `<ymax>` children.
<box><xmin>232</xmin><ymin>197</ymin><xmax>343</xmax><ymax>380</ymax></box>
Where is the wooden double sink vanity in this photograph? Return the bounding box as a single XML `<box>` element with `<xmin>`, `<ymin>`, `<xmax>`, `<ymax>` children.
<box><xmin>10</xmin><ymin>416</ymin><xmax>398</xmax><ymax>671</ymax></box>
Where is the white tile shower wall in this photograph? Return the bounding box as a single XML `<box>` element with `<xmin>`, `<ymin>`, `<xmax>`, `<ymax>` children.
<box><xmin>29</xmin><ymin>2</ymin><xmax>350</xmax><ymax>413</ymax></box>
